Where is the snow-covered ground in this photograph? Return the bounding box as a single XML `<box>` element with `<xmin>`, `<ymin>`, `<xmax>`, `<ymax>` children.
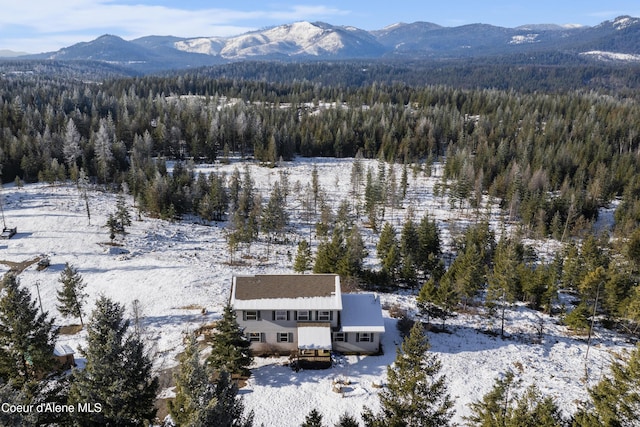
<box><xmin>0</xmin><ymin>157</ymin><xmax>632</xmax><ymax>426</ymax></box>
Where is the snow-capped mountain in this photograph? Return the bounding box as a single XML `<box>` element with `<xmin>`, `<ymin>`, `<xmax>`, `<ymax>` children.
<box><xmin>21</xmin><ymin>16</ymin><xmax>640</xmax><ymax>73</ymax></box>
<box><xmin>174</xmin><ymin>21</ymin><xmax>384</xmax><ymax>59</ymax></box>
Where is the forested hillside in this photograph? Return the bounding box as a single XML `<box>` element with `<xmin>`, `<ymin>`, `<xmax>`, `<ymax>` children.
<box><xmin>3</xmin><ymin>67</ymin><xmax>640</xmax><ymax>235</ymax></box>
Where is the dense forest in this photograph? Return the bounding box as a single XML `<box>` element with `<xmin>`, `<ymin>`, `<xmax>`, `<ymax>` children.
<box><xmin>3</xmin><ymin>64</ymin><xmax>640</xmax><ymax>236</ymax></box>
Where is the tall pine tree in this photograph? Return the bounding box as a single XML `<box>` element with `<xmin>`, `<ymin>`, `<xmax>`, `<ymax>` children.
<box><xmin>0</xmin><ymin>274</ymin><xmax>57</xmax><ymax>390</ymax></box>
<box><xmin>169</xmin><ymin>333</ymin><xmax>253</xmax><ymax>427</ymax></box>
<box><xmin>208</xmin><ymin>304</ymin><xmax>253</xmax><ymax>377</ymax></box>
<box><xmin>56</xmin><ymin>263</ymin><xmax>88</xmax><ymax>327</ymax></box>
<box><xmin>362</xmin><ymin>322</ymin><xmax>454</xmax><ymax>426</ymax></box>
<box><xmin>68</xmin><ymin>296</ymin><xmax>158</xmax><ymax>427</ymax></box>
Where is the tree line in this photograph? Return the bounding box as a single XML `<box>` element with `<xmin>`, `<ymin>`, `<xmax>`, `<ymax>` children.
<box><xmin>3</xmin><ymin>71</ymin><xmax>640</xmax><ymax>237</ymax></box>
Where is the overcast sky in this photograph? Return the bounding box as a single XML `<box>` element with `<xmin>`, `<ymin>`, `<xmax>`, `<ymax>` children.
<box><xmin>2</xmin><ymin>0</ymin><xmax>640</xmax><ymax>53</ymax></box>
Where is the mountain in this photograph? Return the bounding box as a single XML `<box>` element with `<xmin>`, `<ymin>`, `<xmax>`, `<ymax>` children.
<box><xmin>0</xmin><ymin>49</ymin><xmax>29</xmax><ymax>58</ymax></box>
<box><xmin>174</xmin><ymin>21</ymin><xmax>384</xmax><ymax>59</ymax></box>
<box><xmin>28</xmin><ymin>34</ymin><xmax>223</xmax><ymax>73</ymax></box>
<box><xmin>18</xmin><ymin>16</ymin><xmax>640</xmax><ymax>73</ymax></box>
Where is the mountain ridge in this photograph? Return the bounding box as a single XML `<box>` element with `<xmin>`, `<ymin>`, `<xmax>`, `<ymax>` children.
<box><xmin>17</xmin><ymin>16</ymin><xmax>640</xmax><ymax>73</ymax></box>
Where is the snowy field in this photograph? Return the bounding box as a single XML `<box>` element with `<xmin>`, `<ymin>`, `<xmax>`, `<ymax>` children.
<box><xmin>0</xmin><ymin>157</ymin><xmax>632</xmax><ymax>426</ymax></box>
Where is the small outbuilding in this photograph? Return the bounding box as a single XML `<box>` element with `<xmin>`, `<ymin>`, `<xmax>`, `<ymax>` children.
<box><xmin>53</xmin><ymin>344</ymin><xmax>76</xmax><ymax>370</ymax></box>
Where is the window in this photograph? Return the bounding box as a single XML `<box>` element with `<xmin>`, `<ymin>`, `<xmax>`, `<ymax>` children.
<box><xmin>277</xmin><ymin>332</ymin><xmax>292</xmax><ymax>343</ymax></box>
<box><xmin>247</xmin><ymin>332</ymin><xmax>263</xmax><ymax>342</ymax></box>
<box><xmin>356</xmin><ymin>333</ymin><xmax>373</xmax><ymax>342</ymax></box>
<box><xmin>244</xmin><ymin>311</ymin><xmax>260</xmax><ymax>321</ymax></box>
<box><xmin>333</xmin><ymin>332</ymin><xmax>347</xmax><ymax>342</ymax></box>
<box><xmin>275</xmin><ymin>310</ymin><xmax>288</xmax><ymax>321</ymax></box>
<box><xmin>296</xmin><ymin>310</ymin><xmax>310</xmax><ymax>321</ymax></box>
<box><xmin>317</xmin><ymin>310</ymin><xmax>331</xmax><ymax>321</ymax></box>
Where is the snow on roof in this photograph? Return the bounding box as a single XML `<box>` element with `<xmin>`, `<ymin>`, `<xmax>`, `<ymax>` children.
<box><xmin>340</xmin><ymin>293</ymin><xmax>385</xmax><ymax>333</ymax></box>
<box><xmin>231</xmin><ymin>274</ymin><xmax>342</xmax><ymax>310</ymax></box>
<box><xmin>54</xmin><ymin>343</ymin><xmax>75</xmax><ymax>356</ymax></box>
<box><xmin>298</xmin><ymin>324</ymin><xmax>332</xmax><ymax>350</ymax></box>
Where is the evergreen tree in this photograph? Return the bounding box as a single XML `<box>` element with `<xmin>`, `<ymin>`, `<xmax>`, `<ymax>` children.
<box><xmin>262</xmin><ymin>180</ymin><xmax>289</xmax><ymax>239</ymax></box>
<box><xmin>362</xmin><ymin>323</ymin><xmax>454</xmax><ymax>427</ymax></box>
<box><xmin>400</xmin><ymin>217</ymin><xmax>420</xmax><ymax>285</ymax></box>
<box><xmin>335</xmin><ymin>413</ymin><xmax>359</xmax><ymax>427</ymax></box>
<box><xmin>417</xmin><ymin>213</ymin><xmax>442</xmax><ymax>277</ymax></box>
<box><xmin>94</xmin><ymin>119</ymin><xmax>114</xmax><ymax>184</ymax></box>
<box><xmin>563</xmin><ymin>302</ymin><xmax>591</xmax><ymax>334</ymax></box>
<box><xmin>208</xmin><ymin>305</ymin><xmax>253</xmax><ymax>377</ymax></box>
<box><xmin>170</xmin><ymin>334</ymin><xmax>253</xmax><ymax>427</ymax></box>
<box><xmin>0</xmin><ymin>274</ymin><xmax>57</xmax><ymax>390</ymax></box>
<box><xmin>56</xmin><ymin>263</ymin><xmax>88</xmax><ymax>327</ymax></box>
<box><xmin>416</xmin><ymin>277</ymin><xmax>455</xmax><ymax>328</ymax></box>
<box><xmin>193</xmin><ymin>370</ymin><xmax>254</xmax><ymax>427</ymax></box>
<box><xmin>313</xmin><ymin>229</ymin><xmax>347</xmax><ymax>275</ymax></box>
<box><xmin>301</xmin><ymin>409</ymin><xmax>325</xmax><ymax>427</ymax></box>
<box><xmin>465</xmin><ymin>371</ymin><xmax>567</xmax><ymax>427</ymax></box>
<box><xmin>293</xmin><ymin>240</ymin><xmax>313</xmax><ymax>273</ymax></box>
<box><xmin>341</xmin><ymin>225</ymin><xmax>368</xmax><ymax>277</ymax></box>
<box><xmin>487</xmin><ymin>239</ymin><xmax>522</xmax><ymax>337</ymax></box>
<box><xmin>115</xmin><ymin>193</ymin><xmax>132</xmax><ymax>234</ymax></box>
<box><xmin>377</xmin><ymin>222</ymin><xmax>400</xmax><ymax>279</ymax></box>
<box><xmin>0</xmin><ymin>380</ymin><xmax>36</xmax><ymax>426</ymax></box>
<box><xmin>577</xmin><ymin>344</ymin><xmax>640</xmax><ymax>427</ymax></box>
<box><xmin>169</xmin><ymin>334</ymin><xmax>207</xmax><ymax>426</ymax></box>
<box><xmin>68</xmin><ymin>296</ymin><xmax>158</xmax><ymax>427</ymax></box>
<box><xmin>63</xmin><ymin>118</ymin><xmax>81</xmax><ymax>176</ymax></box>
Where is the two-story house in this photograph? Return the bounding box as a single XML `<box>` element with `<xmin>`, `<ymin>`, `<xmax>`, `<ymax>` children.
<box><xmin>230</xmin><ymin>274</ymin><xmax>385</xmax><ymax>366</ymax></box>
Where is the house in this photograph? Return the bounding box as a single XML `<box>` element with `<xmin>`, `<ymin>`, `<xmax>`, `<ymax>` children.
<box><xmin>230</xmin><ymin>274</ymin><xmax>385</xmax><ymax>366</ymax></box>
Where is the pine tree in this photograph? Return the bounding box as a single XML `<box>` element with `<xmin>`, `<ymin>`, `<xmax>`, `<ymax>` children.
<box><xmin>56</xmin><ymin>263</ymin><xmax>88</xmax><ymax>327</ymax></box>
<box><xmin>313</xmin><ymin>229</ymin><xmax>347</xmax><ymax>275</ymax></box>
<box><xmin>0</xmin><ymin>381</ymin><xmax>36</xmax><ymax>426</ymax></box>
<box><xmin>63</xmin><ymin>118</ymin><xmax>81</xmax><ymax>177</ymax></box>
<box><xmin>68</xmin><ymin>296</ymin><xmax>158</xmax><ymax>427</ymax></box>
<box><xmin>335</xmin><ymin>413</ymin><xmax>359</xmax><ymax>427</ymax></box>
<box><xmin>94</xmin><ymin>119</ymin><xmax>113</xmax><ymax>184</ymax></box>
<box><xmin>301</xmin><ymin>409</ymin><xmax>325</xmax><ymax>427</ymax></box>
<box><xmin>341</xmin><ymin>225</ymin><xmax>367</xmax><ymax>277</ymax></box>
<box><xmin>262</xmin><ymin>180</ymin><xmax>289</xmax><ymax>239</ymax></box>
<box><xmin>465</xmin><ymin>371</ymin><xmax>517</xmax><ymax>427</ymax></box>
<box><xmin>417</xmin><ymin>213</ymin><xmax>442</xmax><ymax>277</ymax></box>
<box><xmin>487</xmin><ymin>239</ymin><xmax>522</xmax><ymax>337</ymax></box>
<box><xmin>362</xmin><ymin>323</ymin><xmax>454</xmax><ymax>427</ymax></box>
<box><xmin>0</xmin><ymin>274</ymin><xmax>57</xmax><ymax>390</ymax></box>
<box><xmin>194</xmin><ymin>370</ymin><xmax>254</xmax><ymax>427</ymax></box>
<box><xmin>169</xmin><ymin>334</ymin><xmax>254</xmax><ymax>427</ymax></box>
<box><xmin>293</xmin><ymin>240</ymin><xmax>313</xmax><ymax>273</ymax></box>
<box><xmin>377</xmin><ymin>222</ymin><xmax>400</xmax><ymax>279</ymax></box>
<box><xmin>208</xmin><ymin>305</ymin><xmax>253</xmax><ymax>377</ymax></box>
<box><xmin>400</xmin><ymin>217</ymin><xmax>420</xmax><ymax>285</ymax></box>
<box><xmin>115</xmin><ymin>193</ymin><xmax>132</xmax><ymax>234</ymax></box>
<box><xmin>579</xmin><ymin>344</ymin><xmax>640</xmax><ymax>427</ymax></box>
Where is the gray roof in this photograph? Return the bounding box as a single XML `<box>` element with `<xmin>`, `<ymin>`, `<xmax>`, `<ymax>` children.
<box><xmin>233</xmin><ymin>274</ymin><xmax>339</xmax><ymax>300</ymax></box>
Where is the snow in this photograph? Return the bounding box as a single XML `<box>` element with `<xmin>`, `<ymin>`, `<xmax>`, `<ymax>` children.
<box><xmin>340</xmin><ymin>294</ymin><xmax>385</xmax><ymax>333</ymax></box>
<box><xmin>580</xmin><ymin>50</ymin><xmax>640</xmax><ymax>63</ymax></box>
<box><xmin>233</xmin><ymin>296</ymin><xmax>342</xmax><ymax>311</ymax></box>
<box><xmin>174</xmin><ymin>21</ymin><xmax>347</xmax><ymax>59</ymax></box>
<box><xmin>509</xmin><ymin>34</ymin><xmax>540</xmax><ymax>45</ymax></box>
<box><xmin>298</xmin><ymin>325</ymin><xmax>332</xmax><ymax>350</ymax></box>
<box><xmin>0</xmin><ymin>156</ymin><xmax>633</xmax><ymax>426</ymax></box>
